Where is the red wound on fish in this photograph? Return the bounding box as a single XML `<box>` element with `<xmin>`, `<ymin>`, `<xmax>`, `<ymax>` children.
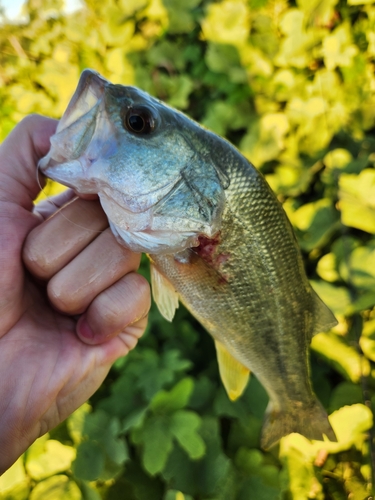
<box><xmin>193</xmin><ymin>233</ymin><xmax>230</xmax><ymax>281</ymax></box>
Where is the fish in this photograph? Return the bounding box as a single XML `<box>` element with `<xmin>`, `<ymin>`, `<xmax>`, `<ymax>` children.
<box><xmin>39</xmin><ymin>69</ymin><xmax>338</xmax><ymax>449</ymax></box>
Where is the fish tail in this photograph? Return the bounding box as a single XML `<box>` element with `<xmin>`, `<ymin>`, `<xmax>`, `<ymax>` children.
<box><xmin>260</xmin><ymin>399</ymin><xmax>337</xmax><ymax>450</ymax></box>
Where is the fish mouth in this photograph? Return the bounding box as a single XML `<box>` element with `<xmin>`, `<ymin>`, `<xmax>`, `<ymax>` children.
<box><xmin>40</xmin><ymin>69</ymin><xmax>183</xmax><ymax>214</ymax></box>
<box><xmin>56</xmin><ymin>69</ymin><xmax>108</xmax><ymax>134</ymax></box>
<box><xmin>41</xmin><ymin>160</ymin><xmax>183</xmax><ymax>214</ymax></box>
<box><xmin>38</xmin><ymin>69</ymin><xmax>109</xmax><ymax>178</ymax></box>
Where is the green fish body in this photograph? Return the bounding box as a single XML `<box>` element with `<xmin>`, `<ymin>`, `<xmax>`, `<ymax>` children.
<box><xmin>39</xmin><ymin>69</ymin><xmax>337</xmax><ymax>448</ymax></box>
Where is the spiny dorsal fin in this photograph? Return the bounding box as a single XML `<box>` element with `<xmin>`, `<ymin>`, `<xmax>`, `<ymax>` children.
<box><xmin>150</xmin><ymin>263</ymin><xmax>179</xmax><ymax>322</ymax></box>
<box><xmin>215</xmin><ymin>340</ymin><xmax>250</xmax><ymax>401</ymax></box>
<box><xmin>311</xmin><ymin>289</ymin><xmax>338</xmax><ymax>337</ymax></box>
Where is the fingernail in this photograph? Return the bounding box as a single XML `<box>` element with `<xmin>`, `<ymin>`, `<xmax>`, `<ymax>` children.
<box><xmin>77</xmin><ymin>316</ymin><xmax>95</xmax><ymax>341</ymax></box>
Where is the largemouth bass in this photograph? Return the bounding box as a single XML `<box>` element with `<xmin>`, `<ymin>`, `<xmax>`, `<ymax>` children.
<box><xmin>39</xmin><ymin>69</ymin><xmax>337</xmax><ymax>449</ymax></box>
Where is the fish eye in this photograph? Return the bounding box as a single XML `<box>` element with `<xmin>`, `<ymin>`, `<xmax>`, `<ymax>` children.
<box><xmin>123</xmin><ymin>107</ymin><xmax>155</xmax><ymax>135</ymax></box>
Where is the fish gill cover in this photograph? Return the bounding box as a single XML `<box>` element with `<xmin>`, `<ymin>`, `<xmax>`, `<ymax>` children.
<box><xmin>0</xmin><ymin>0</ymin><xmax>375</xmax><ymax>499</ymax></box>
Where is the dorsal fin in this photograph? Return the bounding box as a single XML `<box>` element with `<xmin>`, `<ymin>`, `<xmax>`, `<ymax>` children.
<box><xmin>150</xmin><ymin>263</ymin><xmax>179</xmax><ymax>322</ymax></box>
<box><xmin>215</xmin><ymin>340</ymin><xmax>250</xmax><ymax>401</ymax></box>
<box><xmin>311</xmin><ymin>289</ymin><xmax>338</xmax><ymax>337</ymax></box>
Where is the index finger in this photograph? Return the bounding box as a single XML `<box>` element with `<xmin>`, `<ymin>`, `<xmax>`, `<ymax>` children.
<box><xmin>23</xmin><ymin>197</ymin><xmax>109</xmax><ymax>280</ymax></box>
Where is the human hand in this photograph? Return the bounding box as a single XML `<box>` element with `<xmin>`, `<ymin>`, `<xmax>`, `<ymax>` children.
<box><xmin>0</xmin><ymin>115</ymin><xmax>150</xmax><ymax>474</ymax></box>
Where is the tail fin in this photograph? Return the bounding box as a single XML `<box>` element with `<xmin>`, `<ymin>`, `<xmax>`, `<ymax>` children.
<box><xmin>261</xmin><ymin>399</ymin><xmax>336</xmax><ymax>450</ymax></box>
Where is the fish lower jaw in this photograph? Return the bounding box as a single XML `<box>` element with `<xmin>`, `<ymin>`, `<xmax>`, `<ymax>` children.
<box><xmin>39</xmin><ymin>162</ymin><xmax>98</xmax><ymax>194</ymax></box>
<box><xmin>109</xmin><ymin>220</ymin><xmax>199</xmax><ymax>254</ymax></box>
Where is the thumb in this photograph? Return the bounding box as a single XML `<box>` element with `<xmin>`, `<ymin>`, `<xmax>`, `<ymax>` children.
<box><xmin>0</xmin><ymin>115</ymin><xmax>57</xmax><ymax>334</ymax></box>
<box><xmin>0</xmin><ymin>115</ymin><xmax>57</xmax><ymax>209</ymax></box>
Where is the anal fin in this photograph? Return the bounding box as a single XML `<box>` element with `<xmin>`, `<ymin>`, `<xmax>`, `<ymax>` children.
<box><xmin>150</xmin><ymin>263</ymin><xmax>179</xmax><ymax>322</ymax></box>
<box><xmin>215</xmin><ymin>340</ymin><xmax>250</xmax><ymax>401</ymax></box>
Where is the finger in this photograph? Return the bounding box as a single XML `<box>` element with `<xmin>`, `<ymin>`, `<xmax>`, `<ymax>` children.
<box><xmin>47</xmin><ymin>228</ymin><xmax>141</xmax><ymax>315</ymax></box>
<box><xmin>0</xmin><ymin>115</ymin><xmax>57</xmax><ymax>208</ymax></box>
<box><xmin>76</xmin><ymin>272</ymin><xmax>151</xmax><ymax>345</ymax></box>
<box><xmin>33</xmin><ymin>189</ymin><xmax>76</xmax><ymax>221</ymax></box>
<box><xmin>23</xmin><ymin>197</ymin><xmax>109</xmax><ymax>280</ymax></box>
<box><xmin>0</xmin><ymin>116</ymin><xmax>58</xmax><ymax>333</ymax></box>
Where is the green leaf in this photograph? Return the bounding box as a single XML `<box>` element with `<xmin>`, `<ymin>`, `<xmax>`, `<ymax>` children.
<box><xmin>164</xmin><ymin>491</ymin><xmax>193</xmax><ymax>500</ymax></box>
<box><xmin>121</xmin><ymin>461</ymin><xmax>165</xmax><ymax>500</ymax></box>
<box><xmin>0</xmin><ymin>457</ymin><xmax>30</xmax><ymax>500</ymax></box>
<box><xmin>147</xmin><ymin>41</ymin><xmax>186</xmax><ymax>72</ymax></box>
<box><xmin>132</xmin><ymin>415</ymin><xmax>174</xmax><ymax>475</ymax></box>
<box><xmin>322</xmin><ymin>24</ymin><xmax>358</xmax><ymax>70</ymax></box>
<box><xmin>310</xmin><ymin>280</ymin><xmax>351</xmax><ymax>317</ymax></box>
<box><xmin>275</xmin><ymin>9</ymin><xmax>317</xmax><ymax>68</ymax></box>
<box><xmin>323</xmin><ymin>148</ymin><xmax>353</xmax><ymax>169</ymax></box>
<box><xmin>189</xmin><ymin>376</ymin><xmax>216</xmax><ymax>411</ymax></box>
<box><xmin>266</xmin><ymin>164</ymin><xmax>314</xmax><ymax>197</ymax></box>
<box><xmin>279</xmin><ymin>436</ymin><xmax>324</xmax><ymax>500</ymax></box>
<box><xmin>237</xmin><ymin>476</ymin><xmax>280</xmax><ymax>500</ymax></box>
<box><xmin>83</xmin><ymin>410</ymin><xmax>128</xmax><ymax>466</ymax></box>
<box><xmin>117</xmin><ymin>0</ymin><xmax>148</xmax><ymax>17</ymax></box>
<box><xmin>205</xmin><ymin>43</ymin><xmax>246</xmax><ymax>83</ymax></box>
<box><xmin>121</xmin><ymin>406</ymin><xmax>148</xmax><ymax>433</ymax></box>
<box><xmin>170</xmin><ymin>411</ymin><xmax>206</xmax><ymax>459</ymax></box>
<box><xmin>360</xmin><ymin>318</ymin><xmax>375</xmax><ymax>361</ymax></box>
<box><xmin>127</xmin><ymin>349</ymin><xmax>192</xmax><ymax>401</ymax></box>
<box><xmin>311</xmin><ymin>332</ymin><xmax>370</xmax><ymax>383</ymax></box>
<box><xmin>329</xmin><ymin>404</ymin><xmax>373</xmax><ymax>447</ymax></box>
<box><xmin>76</xmin><ymin>481</ymin><xmax>102</xmax><ymax>500</ymax></box>
<box><xmin>72</xmin><ymin>441</ymin><xmax>105</xmax><ymax>482</ymax></box>
<box><xmin>150</xmin><ymin>378</ymin><xmax>194</xmax><ymax>414</ymax></box>
<box><xmin>164</xmin><ymin>75</ymin><xmax>194</xmax><ymax>110</ymax></box>
<box><xmin>339</xmin><ymin>240</ymin><xmax>375</xmax><ymax>290</ymax></box>
<box><xmin>67</xmin><ymin>403</ymin><xmax>92</xmax><ymax>445</ymax></box>
<box><xmin>201</xmin><ymin>0</ymin><xmax>250</xmax><ymax>46</ymax></box>
<box><xmin>25</xmin><ymin>440</ymin><xmax>76</xmax><ymax>481</ymax></box>
<box><xmin>203</xmin><ymin>100</ymin><xmax>251</xmax><ymax>136</ymax></box>
<box><xmin>329</xmin><ymin>382</ymin><xmax>364</xmax><ymax>413</ymax></box>
<box><xmin>316</xmin><ymin>253</ymin><xmax>340</xmax><ymax>283</ymax></box>
<box><xmin>240</xmin><ymin>113</ymin><xmax>290</xmax><ymax>166</ymax></box>
<box><xmin>235</xmin><ymin>448</ymin><xmax>280</xmax><ymax>489</ymax></box>
<box><xmin>291</xmin><ymin>199</ymin><xmax>340</xmax><ymax>251</ymax></box>
<box><xmin>227</xmin><ymin>417</ymin><xmax>262</xmax><ymax>452</ymax></box>
<box><xmin>339</xmin><ymin>169</ymin><xmax>375</xmax><ymax>233</ymax></box>
<box><xmin>162</xmin><ymin>417</ymin><xmax>230</xmax><ymax>497</ymax></box>
<box><xmin>29</xmin><ymin>476</ymin><xmax>82</xmax><ymax>500</ymax></box>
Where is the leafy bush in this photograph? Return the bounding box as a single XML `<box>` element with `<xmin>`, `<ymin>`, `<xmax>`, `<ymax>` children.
<box><xmin>0</xmin><ymin>0</ymin><xmax>375</xmax><ymax>498</ymax></box>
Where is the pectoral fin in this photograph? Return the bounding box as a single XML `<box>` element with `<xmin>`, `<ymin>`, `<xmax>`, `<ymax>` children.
<box><xmin>150</xmin><ymin>263</ymin><xmax>179</xmax><ymax>322</ymax></box>
<box><xmin>311</xmin><ymin>289</ymin><xmax>338</xmax><ymax>336</ymax></box>
<box><xmin>215</xmin><ymin>340</ymin><xmax>250</xmax><ymax>401</ymax></box>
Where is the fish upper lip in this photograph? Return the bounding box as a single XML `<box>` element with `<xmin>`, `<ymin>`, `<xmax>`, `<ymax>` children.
<box><xmin>56</xmin><ymin>69</ymin><xmax>108</xmax><ymax>135</ymax></box>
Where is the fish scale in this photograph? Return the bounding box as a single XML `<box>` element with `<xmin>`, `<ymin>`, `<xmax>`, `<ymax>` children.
<box><xmin>39</xmin><ymin>69</ymin><xmax>338</xmax><ymax>449</ymax></box>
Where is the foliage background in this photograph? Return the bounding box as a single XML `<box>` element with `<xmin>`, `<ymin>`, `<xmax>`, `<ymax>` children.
<box><xmin>1</xmin><ymin>0</ymin><xmax>375</xmax><ymax>498</ymax></box>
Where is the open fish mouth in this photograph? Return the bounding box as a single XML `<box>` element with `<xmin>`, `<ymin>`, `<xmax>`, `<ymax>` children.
<box><xmin>55</xmin><ymin>69</ymin><xmax>108</xmax><ymax>135</ymax></box>
<box><xmin>38</xmin><ymin>70</ymin><xmax>110</xmax><ymax>186</ymax></box>
<box><xmin>39</xmin><ymin>69</ymin><xmax>183</xmax><ymax>214</ymax></box>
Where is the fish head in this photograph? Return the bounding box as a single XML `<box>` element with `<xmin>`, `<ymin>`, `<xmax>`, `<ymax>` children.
<box><xmin>39</xmin><ymin>69</ymin><xmax>227</xmax><ymax>253</ymax></box>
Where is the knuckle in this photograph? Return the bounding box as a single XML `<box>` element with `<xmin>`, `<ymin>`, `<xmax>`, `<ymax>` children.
<box><xmin>93</xmin><ymin>273</ymin><xmax>151</xmax><ymax>332</ymax></box>
<box><xmin>129</xmin><ymin>273</ymin><xmax>151</xmax><ymax>301</ymax></box>
<box><xmin>47</xmin><ymin>277</ymin><xmax>81</xmax><ymax>314</ymax></box>
<box><xmin>19</xmin><ymin>114</ymin><xmax>40</xmax><ymax>128</ymax></box>
<box><xmin>23</xmin><ymin>237</ymin><xmax>53</xmax><ymax>280</ymax></box>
